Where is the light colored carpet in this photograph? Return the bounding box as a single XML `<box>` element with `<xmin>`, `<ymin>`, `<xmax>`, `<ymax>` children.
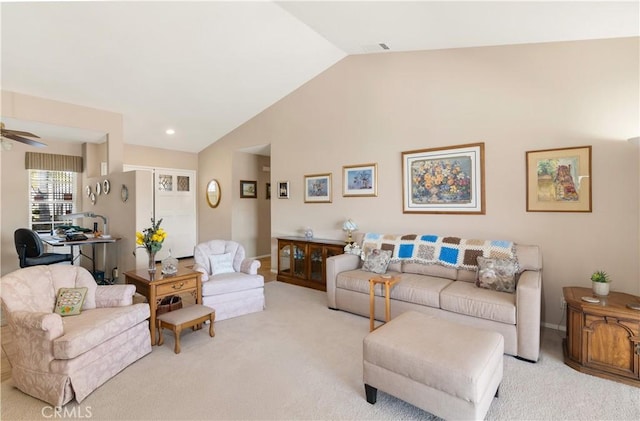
<box><xmin>2</xmin><ymin>281</ymin><xmax>639</xmax><ymax>420</ymax></box>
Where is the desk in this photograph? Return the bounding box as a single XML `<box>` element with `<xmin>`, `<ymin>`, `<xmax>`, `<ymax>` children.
<box><xmin>41</xmin><ymin>235</ymin><xmax>119</xmax><ymax>277</ymax></box>
<box><xmin>124</xmin><ymin>267</ymin><xmax>202</xmax><ymax>346</ymax></box>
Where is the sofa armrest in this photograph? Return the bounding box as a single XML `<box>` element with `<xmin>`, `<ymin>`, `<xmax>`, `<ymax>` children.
<box><xmin>326</xmin><ymin>254</ymin><xmax>361</xmax><ymax>309</ymax></box>
<box><xmin>240</xmin><ymin>258</ymin><xmax>261</xmax><ymax>275</ymax></box>
<box><xmin>95</xmin><ymin>284</ymin><xmax>136</xmax><ymax>307</ymax></box>
<box><xmin>516</xmin><ymin>270</ymin><xmax>542</xmax><ymax>362</ymax></box>
<box><xmin>10</xmin><ymin>311</ymin><xmax>64</xmax><ymax>339</ymax></box>
<box><xmin>8</xmin><ymin>311</ymin><xmax>63</xmax><ymax>370</ymax></box>
<box><xmin>193</xmin><ymin>263</ymin><xmax>209</xmax><ymax>281</ymax></box>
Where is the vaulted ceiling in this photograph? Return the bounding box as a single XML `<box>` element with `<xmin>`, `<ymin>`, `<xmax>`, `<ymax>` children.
<box><xmin>2</xmin><ymin>1</ymin><xmax>638</xmax><ymax>153</ymax></box>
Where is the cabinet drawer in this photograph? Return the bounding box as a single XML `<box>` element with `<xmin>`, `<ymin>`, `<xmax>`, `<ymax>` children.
<box><xmin>156</xmin><ymin>278</ymin><xmax>197</xmax><ymax>296</ymax></box>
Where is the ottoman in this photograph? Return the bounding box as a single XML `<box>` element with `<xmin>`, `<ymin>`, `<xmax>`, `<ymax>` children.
<box><xmin>363</xmin><ymin>311</ymin><xmax>503</xmax><ymax>420</ymax></box>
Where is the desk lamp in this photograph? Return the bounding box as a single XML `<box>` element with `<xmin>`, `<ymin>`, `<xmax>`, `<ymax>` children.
<box><xmin>66</xmin><ymin>212</ymin><xmax>109</xmax><ymax>236</ymax></box>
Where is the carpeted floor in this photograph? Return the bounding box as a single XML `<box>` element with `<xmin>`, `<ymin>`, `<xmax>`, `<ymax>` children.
<box><xmin>1</xmin><ymin>281</ymin><xmax>639</xmax><ymax>420</ymax></box>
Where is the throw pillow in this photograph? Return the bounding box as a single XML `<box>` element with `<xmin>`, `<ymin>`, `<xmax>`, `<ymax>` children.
<box><xmin>209</xmin><ymin>253</ymin><xmax>235</xmax><ymax>276</ymax></box>
<box><xmin>362</xmin><ymin>249</ymin><xmax>392</xmax><ymax>274</ymax></box>
<box><xmin>475</xmin><ymin>256</ymin><xmax>519</xmax><ymax>293</ymax></box>
<box><xmin>54</xmin><ymin>287</ymin><xmax>88</xmax><ymax>316</ymax></box>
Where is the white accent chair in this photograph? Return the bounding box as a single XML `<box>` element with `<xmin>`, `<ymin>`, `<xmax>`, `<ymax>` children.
<box><xmin>192</xmin><ymin>240</ymin><xmax>265</xmax><ymax>321</ymax></box>
<box><xmin>0</xmin><ymin>265</ymin><xmax>151</xmax><ymax>406</ymax></box>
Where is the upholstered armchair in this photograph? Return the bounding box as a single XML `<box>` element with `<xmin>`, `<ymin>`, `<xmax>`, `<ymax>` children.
<box><xmin>0</xmin><ymin>265</ymin><xmax>151</xmax><ymax>406</ymax></box>
<box><xmin>193</xmin><ymin>240</ymin><xmax>265</xmax><ymax>321</ymax></box>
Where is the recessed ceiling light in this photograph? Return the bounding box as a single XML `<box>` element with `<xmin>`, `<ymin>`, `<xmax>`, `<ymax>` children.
<box><xmin>166</xmin><ymin>128</ymin><xmax>175</xmax><ymax>135</ymax></box>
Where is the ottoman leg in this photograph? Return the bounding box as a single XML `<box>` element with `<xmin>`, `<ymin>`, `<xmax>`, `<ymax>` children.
<box><xmin>365</xmin><ymin>384</ymin><xmax>377</xmax><ymax>404</ymax></box>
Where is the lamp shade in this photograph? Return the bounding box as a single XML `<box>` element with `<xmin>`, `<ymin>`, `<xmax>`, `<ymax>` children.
<box><xmin>342</xmin><ymin>219</ymin><xmax>357</xmax><ymax>232</ymax></box>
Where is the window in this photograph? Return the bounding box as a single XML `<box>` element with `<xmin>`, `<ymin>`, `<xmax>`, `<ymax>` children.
<box><xmin>29</xmin><ymin>170</ymin><xmax>77</xmax><ymax>233</ymax></box>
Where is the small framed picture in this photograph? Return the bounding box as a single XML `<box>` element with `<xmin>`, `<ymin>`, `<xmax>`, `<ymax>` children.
<box><xmin>526</xmin><ymin>146</ymin><xmax>592</xmax><ymax>212</ymax></box>
<box><xmin>266</xmin><ymin>183</ymin><xmax>271</xmax><ymax>200</ymax></box>
<box><xmin>277</xmin><ymin>181</ymin><xmax>290</xmax><ymax>199</ymax></box>
<box><xmin>240</xmin><ymin>180</ymin><xmax>257</xmax><ymax>198</ymax></box>
<box><xmin>343</xmin><ymin>163</ymin><xmax>377</xmax><ymax>197</ymax></box>
<box><xmin>304</xmin><ymin>173</ymin><xmax>332</xmax><ymax>203</ymax></box>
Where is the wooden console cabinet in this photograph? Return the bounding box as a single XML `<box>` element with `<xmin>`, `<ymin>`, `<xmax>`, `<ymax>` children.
<box><xmin>277</xmin><ymin>237</ymin><xmax>345</xmax><ymax>291</ymax></box>
<box><xmin>563</xmin><ymin>286</ymin><xmax>640</xmax><ymax>387</ymax></box>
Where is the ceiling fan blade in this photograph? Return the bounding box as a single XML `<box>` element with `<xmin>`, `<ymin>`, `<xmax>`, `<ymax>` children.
<box><xmin>3</xmin><ymin>129</ymin><xmax>40</xmax><ymax>138</ymax></box>
<box><xmin>2</xmin><ymin>133</ymin><xmax>47</xmax><ymax>147</ymax></box>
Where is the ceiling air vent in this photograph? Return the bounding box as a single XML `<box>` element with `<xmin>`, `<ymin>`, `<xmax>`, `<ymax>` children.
<box><xmin>361</xmin><ymin>43</ymin><xmax>391</xmax><ymax>53</ymax></box>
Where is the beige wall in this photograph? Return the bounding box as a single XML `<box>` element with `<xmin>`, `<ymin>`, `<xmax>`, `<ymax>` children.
<box><xmin>200</xmin><ymin>37</ymin><xmax>640</xmax><ymax>327</ymax></box>
<box><xmin>124</xmin><ymin>144</ymin><xmax>198</xmax><ymax>170</ymax></box>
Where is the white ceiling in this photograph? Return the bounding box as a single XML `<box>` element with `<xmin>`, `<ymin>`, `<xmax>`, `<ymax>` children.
<box><xmin>1</xmin><ymin>1</ymin><xmax>638</xmax><ymax>153</ymax></box>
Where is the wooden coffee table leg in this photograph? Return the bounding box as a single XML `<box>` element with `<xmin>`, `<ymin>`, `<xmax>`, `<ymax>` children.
<box><xmin>385</xmin><ymin>281</ymin><xmax>392</xmax><ymax>322</ymax></box>
<box><xmin>209</xmin><ymin>312</ymin><xmax>216</xmax><ymax>337</ymax></box>
<box><xmin>369</xmin><ymin>280</ymin><xmax>375</xmax><ymax>332</ymax></box>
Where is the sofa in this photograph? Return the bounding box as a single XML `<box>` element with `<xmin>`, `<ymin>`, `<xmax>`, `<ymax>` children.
<box><xmin>0</xmin><ymin>265</ymin><xmax>151</xmax><ymax>406</ymax></box>
<box><xmin>193</xmin><ymin>239</ymin><xmax>265</xmax><ymax>321</ymax></box>
<box><xmin>326</xmin><ymin>233</ymin><xmax>542</xmax><ymax>362</ymax></box>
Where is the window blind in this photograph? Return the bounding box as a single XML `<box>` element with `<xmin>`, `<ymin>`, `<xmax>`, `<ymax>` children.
<box><xmin>25</xmin><ymin>152</ymin><xmax>83</xmax><ymax>173</ymax></box>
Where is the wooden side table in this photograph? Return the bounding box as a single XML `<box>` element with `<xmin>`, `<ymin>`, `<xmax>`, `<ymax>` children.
<box><xmin>369</xmin><ymin>275</ymin><xmax>401</xmax><ymax>332</ymax></box>
<box><xmin>124</xmin><ymin>267</ymin><xmax>202</xmax><ymax>346</ymax></box>
<box><xmin>563</xmin><ymin>286</ymin><xmax>640</xmax><ymax>387</ymax></box>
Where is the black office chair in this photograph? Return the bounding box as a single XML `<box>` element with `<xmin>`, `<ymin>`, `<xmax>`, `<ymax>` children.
<box><xmin>14</xmin><ymin>228</ymin><xmax>73</xmax><ymax>268</ymax></box>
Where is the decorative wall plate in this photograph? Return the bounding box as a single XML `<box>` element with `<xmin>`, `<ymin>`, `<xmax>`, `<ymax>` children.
<box><xmin>121</xmin><ymin>184</ymin><xmax>129</xmax><ymax>202</ymax></box>
<box><xmin>90</xmin><ymin>192</ymin><xmax>96</xmax><ymax>205</ymax></box>
<box><xmin>103</xmin><ymin>179</ymin><xmax>110</xmax><ymax>194</ymax></box>
<box><xmin>95</xmin><ymin>182</ymin><xmax>101</xmax><ymax>195</ymax></box>
<box><xmin>85</xmin><ymin>185</ymin><xmax>92</xmax><ymax>197</ymax></box>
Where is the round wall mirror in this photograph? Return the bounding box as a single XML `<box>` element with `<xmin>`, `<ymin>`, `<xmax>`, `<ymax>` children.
<box><xmin>206</xmin><ymin>179</ymin><xmax>221</xmax><ymax>208</ymax></box>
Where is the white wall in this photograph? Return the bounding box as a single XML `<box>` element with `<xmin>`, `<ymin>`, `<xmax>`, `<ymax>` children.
<box><xmin>199</xmin><ymin>37</ymin><xmax>640</xmax><ymax>327</ymax></box>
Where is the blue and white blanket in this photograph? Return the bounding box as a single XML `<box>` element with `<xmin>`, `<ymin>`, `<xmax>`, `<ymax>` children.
<box><xmin>362</xmin><ymin>233</ymin><xmax>515</xmax><ymax>270</ymax></box>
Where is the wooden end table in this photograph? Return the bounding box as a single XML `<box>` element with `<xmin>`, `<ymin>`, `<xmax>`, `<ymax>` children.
<box><xmin>563</xmin><ymin>286</ymin><xmax>640</xmax><ymax>387</ymax></box>
<box><xmin>369</xmin><ymin>275</ymin><xmax>401</xmax><ymax>332</ymax></box>
<box><xmin>124</xmin><ymin>267</ymin><xmax>202</xmax><ymax>346</ymax></box>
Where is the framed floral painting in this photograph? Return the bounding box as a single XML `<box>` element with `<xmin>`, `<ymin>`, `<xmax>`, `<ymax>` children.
<box><xmin>343</xmin><ymin>163</ymin><xmax>377</xmax><ymax>197</ymax></box>
<box><xmin>526</xmin><ymin>146</ymin><xmax>591</xmax><ymax>212</ymax></box>
<box><xmin>402</xmin><ymin>143</ymin><xmax>485</xmax><ymax>214</ymax></box>
<box><xmin>304</xmin><ymin>173</ymin><xmax>332</xmax><ymax>203</ymax></box>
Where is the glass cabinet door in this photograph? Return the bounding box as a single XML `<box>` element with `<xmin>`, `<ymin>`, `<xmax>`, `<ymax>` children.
<box><xmin>309</xmin><ymin>245</ymin><xmax>324</xmax><ymax>283</ymax></box>
<box><xmin>278</xmin><ymin>243</ymin><xmax>292</xmax><ymax>276</ymax></box>
<box><xmin>293</xmin><ymin>243</ymin><xmax>306</xmax><ymax>279</ymax></box>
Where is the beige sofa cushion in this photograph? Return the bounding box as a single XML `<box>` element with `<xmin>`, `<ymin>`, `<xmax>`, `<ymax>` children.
<box><xmin>53</xmin><ymin>304</ymin><xmax>149</xmax><ymax>359</ymax></box>
<box><xmin>336</xmin><ymin>270</ymin><xmax>401</xmax><ymax>295</ymax></box>
<box><xmin>390</xmin><ymin>274</ymin><xmax>453</xmax><ymax>308</ymax></box>
<box><xmin>402</xmin><ymin>262</ymin><xmax>457</xmax><ymax>280</ymax></box>
<box><xmin>440</xmin><ymin>281</ymin><xmax>516</xmax><ymax>324</ymax></box>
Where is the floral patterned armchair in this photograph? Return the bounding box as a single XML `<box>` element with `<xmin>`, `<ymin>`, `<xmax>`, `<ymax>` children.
<box><xmin>0</xmin><ymin>265</ymin><xmax>151</xmax><ymax>406</ymax></box>
<box><xmin>193</xmin><ymin>240</ymin><xmax>265</xmax><ymax>321</ymax></box>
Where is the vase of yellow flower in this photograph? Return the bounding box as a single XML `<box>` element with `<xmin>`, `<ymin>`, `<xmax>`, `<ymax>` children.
<box><xmin>135</xmin><ymin>218</ymin><xmax>167</xmax><ymax>274</ymax></box>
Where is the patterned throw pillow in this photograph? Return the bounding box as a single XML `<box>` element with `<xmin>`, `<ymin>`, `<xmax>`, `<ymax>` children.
<box><xmin>362</xmin><ymin>249</ymin><xmax>392</xmax><ymax>274</ymax></box>
<box><xmin>54</xmin><ymin>287</ymin><xmax>88</xmax><ymax>316</ymax></box>
<box><xmin>475</xmin><ymin>256</ymin><xmax>519</xmax><ymax>293</ymax></box>
<box><xmin>209</xmin><ymin>252</ymin><xmax>235</xmax><ymax>276</ymax></box>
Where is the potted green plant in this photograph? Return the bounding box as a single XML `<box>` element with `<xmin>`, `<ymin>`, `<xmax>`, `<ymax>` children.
<box><xmin>591</xmin><ymin>270</ymin><xmax>611</xmax><ymax>296</ymax></box>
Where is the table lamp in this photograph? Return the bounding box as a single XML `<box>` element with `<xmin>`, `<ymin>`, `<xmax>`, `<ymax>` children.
<box><xmin>342</xmin><ymin>218</ymin><xmax>358</xmax><ymax>244</ymax></box>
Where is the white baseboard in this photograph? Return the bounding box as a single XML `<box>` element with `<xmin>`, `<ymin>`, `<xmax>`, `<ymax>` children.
<box><xmin>542</xmin><ymin>321</ymin><xmax>566</xmax><ymax>332</ymax></box>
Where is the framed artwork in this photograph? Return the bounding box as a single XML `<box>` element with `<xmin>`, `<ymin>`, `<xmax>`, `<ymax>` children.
<box><xmin>266</xmin><ymin>183</ymin><xmax>271</xmax><ymax>200</ymax></box>
<box><xmin>343</xmin><ymin>163</ymin><xmax>378</xmax><ymax>197</ymax></box>
<box><xmin>277</xmin><ymin>181</ymin><xmax>290</xmax><ymax>199</ymax></box>
<box><xmin>240</xmin><ymin>180</ymin><xmax>257</xmax><ymax>198</ymax></box>
<box><xmin>526</xmin><ymin>146</ymin><xmax>592</xmax><ymax>212</ymax></box>
<box><xmin>304</xmin><ymin>173</ymin><xmax>332</xmax><ymax>203</ymax></box>
<box><xmin>402</xmin><ymin>142</ymin><xmax>485</xmax><ymax>214</ymax></box>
